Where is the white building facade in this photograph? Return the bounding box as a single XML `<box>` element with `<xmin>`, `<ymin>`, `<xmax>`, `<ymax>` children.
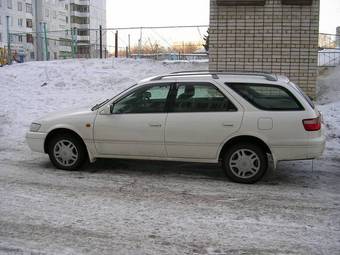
<box><xmin>0</xmin><ymin>0</ymin><xmax>106</xmax><ymax>62</ymax></box>
<box><xmin>0</xmin><ymin>0</ymin><xmax>35</xmax><ymax>61</ymax></box>
<box><xmin>70</xmin><ymin>0</ymin><xmax>106</xmax><ymax>58</ymax></box>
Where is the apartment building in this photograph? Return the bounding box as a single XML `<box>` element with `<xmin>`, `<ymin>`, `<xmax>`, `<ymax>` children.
<box><xmin>0</xmin><ymin>0</ymin><xmax>106</xmax><ymax>61</ymax></box>
<box><xmin>34</xmin><ymin>0</ymin><xmax>72</xmax><ymax>60</ymax></box>
<box><xmin>0</xmin><ymin>0</ymin><xmax>35</xmax><ymax>61</ymax></box>
<box><xmin>70</xmin><ymin>0</ymin><xmax>106</xmax><ymax>58</ymax></box>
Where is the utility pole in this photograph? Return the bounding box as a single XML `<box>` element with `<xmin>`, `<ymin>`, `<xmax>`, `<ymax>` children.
<box><xmin>95</xmin><ymin>30</ymin><xmax>98</xmax><ymax>58</ymax></box>
<box><xmin>6</xmin><ymin>16</ymin><xmax>11</xmax><ymax>65</ymax></box>
<box><xmin>99</xmin><ymin>25</ymin><xmax>103</xmax><ymax>59</ymax></box>
<box><xmin>138</xmin><ymin>27</ymin><xmax>143</xmax><ymax>58</ymax></box>
<box><xmin>43</xmin><ymin>23</ymin><xmax>48</xmax><ymax>60</ymax></box>
<box><xmin>128</xmin><ymin>34</ymin><xmax>131</xmax><ymax>58</ymax></box>
<box><xmin>70</xmin><ymin>29</ymin><xmax>74</xmax><ymax>58</ymax></box>
<box><xmin>115</xmin><ymin>30</ymin><xmax>118</xmax><ymax>58</ymax></box>
<box><xmin>74</xmin><ymin>27</ymin><xmax>78</xmax><ymax>56</ymax></box>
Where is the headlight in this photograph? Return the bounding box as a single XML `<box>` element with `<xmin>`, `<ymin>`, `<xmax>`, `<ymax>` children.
<box><xmin>30</xmin><ymin>123</ymin><xmax>41</xmax><ymax>132</ymax></box>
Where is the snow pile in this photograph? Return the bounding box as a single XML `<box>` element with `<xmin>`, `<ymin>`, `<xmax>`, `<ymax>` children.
<box><xmin>0</xmin><ymin>58</ymin><xmax>339</xmax><ymax>161</ymax></box>
<box><xmin>316</xmin><ymin>65</ymin><xmax>340</xmax><ymax>159</ymax></box>
<box><xmin>317</xmin><ymin>65</ymin><xmax>340</xmax><ymax>104</ymax></box>
<box><xmin>0</xmin><ymin>58</ymin><xmax>207</xmax><ymax>160</ymax></box>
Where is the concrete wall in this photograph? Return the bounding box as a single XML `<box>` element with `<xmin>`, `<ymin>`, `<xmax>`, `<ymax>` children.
<box><xmin>209</xmin><ymin>0</ymin><xmax>320</xmax><ymax>97</ymax></box>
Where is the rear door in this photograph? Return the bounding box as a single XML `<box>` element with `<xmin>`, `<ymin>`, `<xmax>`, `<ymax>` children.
<box><xmin>165</xmin><ymin>82</ymin><xmax>243</xmax><ymax>160</ymax></box>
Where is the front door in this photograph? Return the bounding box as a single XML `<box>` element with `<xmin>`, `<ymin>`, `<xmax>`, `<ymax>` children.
<box><xmin>94</xmin><ymin>83</ymin><xmax>172</xmax><ymax>157</ymax></box>
<box><xmin>165</xmin><ymin>82</ymin><xmax>243</xmax><ymax>159</ymax></box>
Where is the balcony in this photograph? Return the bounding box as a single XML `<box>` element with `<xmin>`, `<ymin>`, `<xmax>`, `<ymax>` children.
<box><xmin>59</xmin><ymin>46</ymin><xmax>72</xmax><ymax>52</ymax></box>
<box><xmin>71</xmin><ymin>23</ymin><xmax>90</xmax><ymax>29</ymax></box>
<box><xmin>69</xmin><ymin>0</ymin><xmax>90</xmax><ymax>5</ymax></box>
<box><xmin>70</xmin><ymin>11</ymin><xmax>89</xmax><ymax>18</ymax></box>
<box><xmin>77</xmin><ymin>35</ymin><xmax>90</xmax><ymax>41</ymax></box>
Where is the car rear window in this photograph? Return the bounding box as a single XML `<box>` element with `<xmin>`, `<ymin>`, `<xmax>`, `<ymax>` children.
<box><xmin>227</xmin><ymin>83</ymin><xmax>304</xmax><ymax>111</ymax></box>
<box><xmin>289</xmin><ymin>82</ymin><xmax>315</xmax><ymax>109</ymax></box>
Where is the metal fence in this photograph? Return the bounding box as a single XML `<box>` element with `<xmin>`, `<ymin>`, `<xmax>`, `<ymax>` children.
<box><xmin>318</xmin><ymin>33</ymin><xmax>340</xmax><ymax>67</ymax></box>
<box><xmin>1</xmin><ymin>25</ymin><xmax>209</xmax><ymax>64</ymax></box>
<box><xmin>1</xmin><ymin>28</ymin><xmax>339</xmax><ymax>67</ymax></box>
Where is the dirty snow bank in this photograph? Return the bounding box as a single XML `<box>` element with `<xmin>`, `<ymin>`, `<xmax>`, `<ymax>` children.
<box><xmin>0</xmin><ymin>58</ymin><xmax>207</xmax><ymax>160</ymax></box>
<box><xmin>0</xmin><ymin>58</ymin><xmax>339</xmax><ymax>254</ymax></box>
<box><xmin>317</xmin><ymin>65</ymin><xmax>340</xmax><ymax>159</ymax></box>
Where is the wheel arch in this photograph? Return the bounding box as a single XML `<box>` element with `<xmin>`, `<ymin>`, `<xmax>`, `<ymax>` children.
<box><xmin>44</xmin><ymin>128</ymin><xmax>87</xmax><ymax>155</ymax></box>
<box><xmin>218</xmin><ymin>135</ymin><xmax>274</xmax><ymax>164</ymax></box>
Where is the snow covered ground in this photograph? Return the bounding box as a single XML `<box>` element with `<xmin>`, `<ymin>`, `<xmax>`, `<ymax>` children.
<box><xmin>0</xmin><ymin>59</ymin><xmax>339</xmax><ymax>254</ymax></box>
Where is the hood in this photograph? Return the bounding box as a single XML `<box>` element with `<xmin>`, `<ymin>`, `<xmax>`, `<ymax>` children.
<box><xmin>37</xmin><ymin>106</ymin><xmax>94</xmax><ymax>123</ymax></box>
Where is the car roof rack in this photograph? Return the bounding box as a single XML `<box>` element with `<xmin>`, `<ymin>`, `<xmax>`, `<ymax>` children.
<box><xmin>150</xmin><ymin>70</ymin><xmax>278</xmax><ymax>82</ymax></box>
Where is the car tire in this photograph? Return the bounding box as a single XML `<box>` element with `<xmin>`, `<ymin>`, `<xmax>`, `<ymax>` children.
<box><xmin>48</xmin><ymin>134</ymin><xmax>86</xmax><ymax>171</ymax></box>
<box><xmin>222</xmin><ymin>143</ymin><xmax>267</xmax><ymax>184</ymax></box>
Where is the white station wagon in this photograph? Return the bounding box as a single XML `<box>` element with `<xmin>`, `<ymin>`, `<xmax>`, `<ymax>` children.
<box><xmin>26</xmin><ymin>71</ymin><xmax>325</xmax><ymax>183</ymax></box>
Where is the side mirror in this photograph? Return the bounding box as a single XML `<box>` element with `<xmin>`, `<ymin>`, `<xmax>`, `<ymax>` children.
<box><xmin>100</xmin><ymin>104</ymin><xmax>113</xmax><ymax>115</ymax></box>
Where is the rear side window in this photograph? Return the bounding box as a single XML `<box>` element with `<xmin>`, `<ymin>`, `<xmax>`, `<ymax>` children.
<box><xmin>227</xmin><ymin>83</ymin><xmax>304</xmax><ymax>111</ymax></box>
<box><xmin>173</xmin><ymin>82</ymin><xmax>237</xmax><ymax>112</ymax></box>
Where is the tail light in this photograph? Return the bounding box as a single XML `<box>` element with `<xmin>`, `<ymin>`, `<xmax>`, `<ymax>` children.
<box><xmin>303</xmin><ymin>116</ymin><xmax>321</xmax><ymax>131</ymax></box>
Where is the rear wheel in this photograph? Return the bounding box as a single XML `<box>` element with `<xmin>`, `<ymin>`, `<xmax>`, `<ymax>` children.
<box><xmin>222</xmin><ymin>143</ymin><xmax>267</xmax><ymax>184</ymax></box>
<box><xmin>48</xmin><ymin>134</ymin><xmax>86</xmax><ymax>170</ymax></box>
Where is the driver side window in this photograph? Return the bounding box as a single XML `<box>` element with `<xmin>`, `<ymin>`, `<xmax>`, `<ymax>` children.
<box><xmin>112</xmin><ymin>84</ymin><xmax>171</xmax><ymax>114</ymax></box>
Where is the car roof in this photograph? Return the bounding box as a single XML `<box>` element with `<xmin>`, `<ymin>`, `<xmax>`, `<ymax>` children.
<box><xmin>139</xmin><ymin>71</ymin><xmax>290</xmax><ymax>85</ymax></box>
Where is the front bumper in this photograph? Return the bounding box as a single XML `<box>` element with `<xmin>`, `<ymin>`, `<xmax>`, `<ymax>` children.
<box><xmin>26</xmin><ymin>131</ymin><xmax>47</xmax><ymax>153</ymax></box>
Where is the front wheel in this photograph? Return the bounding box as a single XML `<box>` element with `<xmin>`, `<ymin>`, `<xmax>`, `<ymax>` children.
<box><xmin>48</xmin><ymin>134</ymin><xmax>86</xmax><ymax>170</ymax></box>
<box><xmin>222</xmin><ymin>143</ymin><xmax>268</xmax><ymax>184</ymax></box>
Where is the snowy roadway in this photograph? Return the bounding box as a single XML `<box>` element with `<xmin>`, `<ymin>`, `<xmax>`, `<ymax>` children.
<box><xmin>0</xmin><ymin>59</ymin><xmax>339</xmax><ymax>254</ymax></box>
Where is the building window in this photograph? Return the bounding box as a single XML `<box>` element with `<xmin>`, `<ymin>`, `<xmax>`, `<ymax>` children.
<box><xmin>45</xmin><ymin>8</ymin><xmax>49</xmax><ymax>17</ymax></box>
<box><xmin>26</xmin><ymin>19</ymin><xmax>32</xmax><ymax>28</ymax></box>
<box><xmin>18</xmin><ymin>18</ymin><xmax>23</xmax><ymax>27</ymax></box>
<box><xmin>78</xmin><ymin>30</ymin><xmax>89</xmax><ymax>36</ymax></box>
<box><xmin>53</xmin><ymin>10</ymin><xmax>56</xmax><ymax>19</ymax></box>
<box><xmin>71</xmin><ymin>3</ymin><xmax>89</xmax><ymax>13</ymax></box>
<box><xmin>71</xmin><ymin>16</ymin><xmax>89</xmax><ymax>24</ymax></box>
<box><xmin>0</xmin><ymin>33</ymin><xmax>2</xmax><ymax>42</ymax></box>
<box><xmin>7</xmin><ymin>0</ymin><xmax>12</xmax><ymax>9</ymax></box>
<box><xmin>17</xmin><ymin>1</ymin><xmax>22</xmax><ymax>11</ymax></box>
<box><xmin>26</xmin><ymin>33</ymin><xmax>33</xmax><ymax>43</ymax></box>
<box><xmin>30</xmin><ymin>52</ymin><xmax>34</xmax><ymax>59</ymax></box>
<box><xmin>18</xmin><ymin>35</ymin><xmax>23</xmax><ymax>42</ymax></box>
<box><xmin>26</xmin><ymin>3</ymin><xmax>32</xmax><ymax>14</ymax></box>
<box><xmin>66</xmin><ymin>16</ymin><xmax>68</xmax><ymax>23</ymax></box>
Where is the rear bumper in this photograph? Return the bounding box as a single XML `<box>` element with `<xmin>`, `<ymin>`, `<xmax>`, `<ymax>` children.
<box><xmin>307</xmin><ymin>135</ymin><xmax>326</xmax><ymax>159</ymax></box>
<box><xmin>271</xmin><ymin>135</ymin><xmax>326</xmax><ymax>161</ymax></box>
<box><xmin>26</xmin><ymin>132</ymin><xmax>47</xmax><ymax>153</ymax></box>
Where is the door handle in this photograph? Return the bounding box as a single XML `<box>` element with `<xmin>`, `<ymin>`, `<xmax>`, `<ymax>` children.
<box><xmin>149</xmin><ymin>122</ymin><xmax>162</xmax><ymax>127</ymax></box>
<box><xmin>222</xmin><ymin>123</ymin><xmax>234</xmax><ymax>127</ymax></box>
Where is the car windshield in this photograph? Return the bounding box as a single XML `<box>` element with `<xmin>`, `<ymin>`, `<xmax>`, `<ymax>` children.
<box><xmin>91</xmin><ymin>83</ymin><xmax>138</xmax><ymax>111</ymax></box>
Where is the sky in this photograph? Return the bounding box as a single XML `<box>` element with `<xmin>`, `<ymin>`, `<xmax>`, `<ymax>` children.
<box><xmin>106</xmin><ymin>0</ymin><xmax>340</xmax><ymax>50</ymax></box>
